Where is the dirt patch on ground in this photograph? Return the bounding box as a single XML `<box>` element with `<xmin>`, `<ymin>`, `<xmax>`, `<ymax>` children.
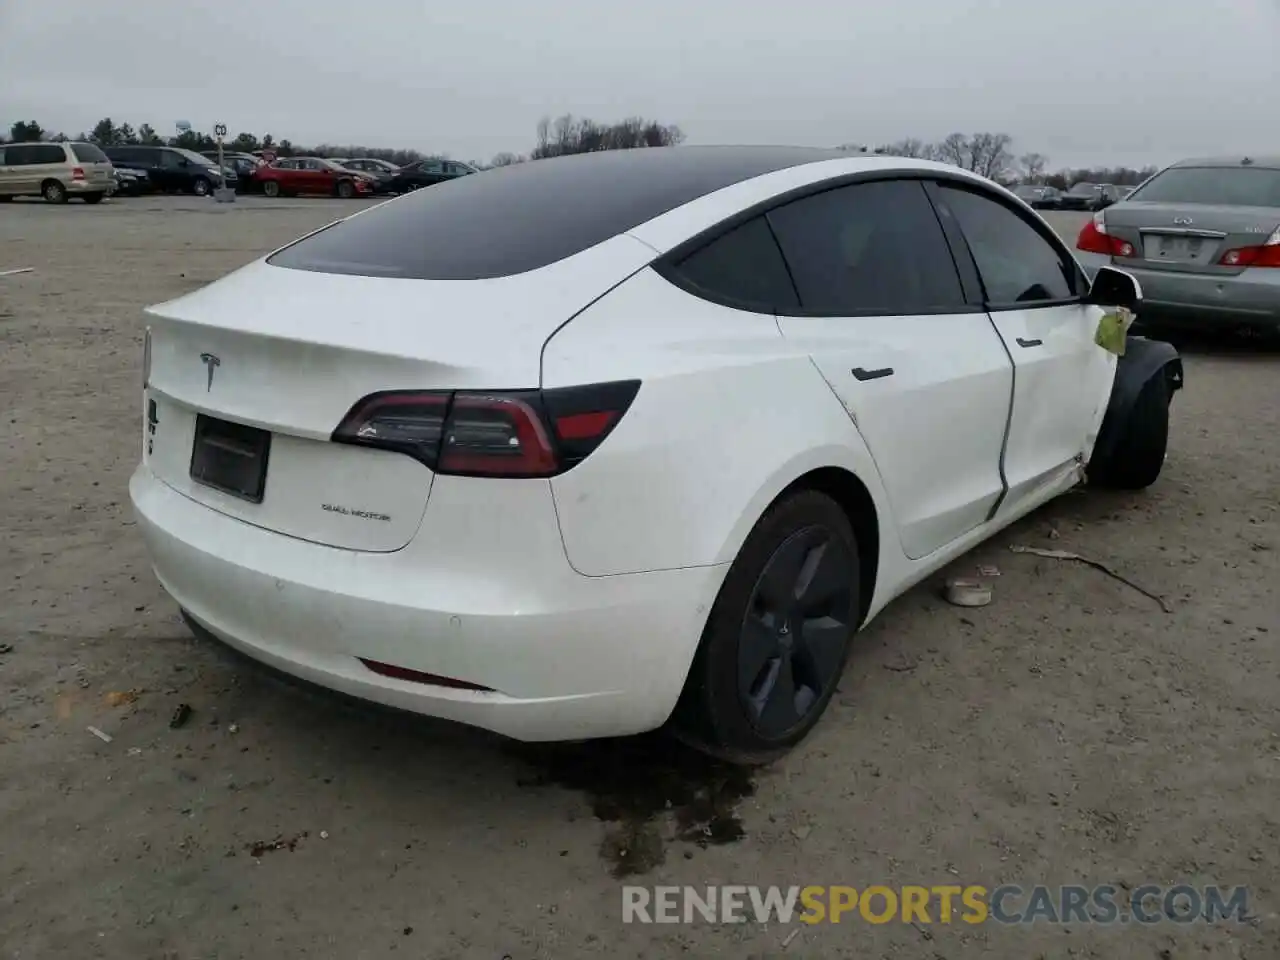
<box><xmin>1</xmin><ymin>198</ymin><xmax>1277</xmax><ymax>958</ymax></box>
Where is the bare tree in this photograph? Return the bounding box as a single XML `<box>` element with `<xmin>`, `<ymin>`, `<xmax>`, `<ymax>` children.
<box><xmin>933</xmin><ymin>133</ymin><xmax>971</xmax><ymax>169</ymax></box>
<box><xmin>1019</xmin><ymin>152</ymin><xmax>1049</xmax><ymax>183</ymax></box>
<box><xmin>968</xmin><ymin>132</ymin><xmax>1014</xmax><ymax>180</ymax></box>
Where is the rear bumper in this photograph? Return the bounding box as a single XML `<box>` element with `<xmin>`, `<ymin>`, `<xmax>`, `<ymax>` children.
<box><xmin>129</xmin><ymin>464</ymin><xmax>725</xmax><ymax>742</ymax></box>
<box><xmin>1080</xmin><ymin>252</ymin><xmax>1280</xmax><ymax>329</ymax></box>
<box><xmin>67</xmin><ymin>179</ymin><xmax>109</xmax><ymax>194</ymax></box>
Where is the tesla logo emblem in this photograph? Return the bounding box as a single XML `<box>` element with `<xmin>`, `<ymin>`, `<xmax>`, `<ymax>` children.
<box><xmin>199</xmin><ymin>352</ymin><xmax>221</xmax><ymax>391</ymax></box>
<box><xmin>1173</xmin><ymin>217</ymin><xmax>1193</xmax><ymax>225</ymax></box>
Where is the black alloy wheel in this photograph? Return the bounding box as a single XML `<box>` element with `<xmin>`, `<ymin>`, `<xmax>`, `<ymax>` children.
<box><xmin>738</xmin><ymin>525</ymin><xmax>856</xmax><ymax>738</ymax></box>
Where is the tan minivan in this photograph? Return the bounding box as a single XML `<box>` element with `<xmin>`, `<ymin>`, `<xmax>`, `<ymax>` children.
<box><xmin>0</xmin><ymin>141</ymin><xmax>115</xmax><ymax>204</ymax></box>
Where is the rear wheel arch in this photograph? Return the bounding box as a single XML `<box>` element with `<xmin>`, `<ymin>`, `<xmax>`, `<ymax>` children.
<box><xmin>715</xmin><ymin>465</ymin><xmax>881</xmax><ymax>631</ymax></box>
<box><xmin>772</xmin><ymin>467</ymin><xmax>880</xmax><ymax>628</ymax></box>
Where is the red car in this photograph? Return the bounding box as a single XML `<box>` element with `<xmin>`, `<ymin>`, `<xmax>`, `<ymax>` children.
<box><xmin>256</xmin><ymin>157</ymin><xmax>375</xmax><ymax>199</ymax></box>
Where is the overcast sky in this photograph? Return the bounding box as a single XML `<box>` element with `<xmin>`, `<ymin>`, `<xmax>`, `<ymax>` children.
<box><xmin>2</xmin><ymin>0</ymin><xmax>1278</xmax><ymax>169</ymax></box>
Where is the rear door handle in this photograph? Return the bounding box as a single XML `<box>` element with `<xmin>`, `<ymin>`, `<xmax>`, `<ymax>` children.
<box><xmin>1016</xmin><ymin>337</ymin><xmax>1043</xmax><ymax>348</ymax></box>
<box><xmin>852</xmin><ymin>366</ymin><xmax>894</xmax><ymax>381</ymax></box>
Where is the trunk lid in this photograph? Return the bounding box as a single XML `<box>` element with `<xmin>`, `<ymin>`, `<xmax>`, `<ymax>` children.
<box><xmin>1103</xmin><ymin>202</ymin><xmax>1280</xmax><ymax>276</ymax></box>
<box><xmin>142</xmin><ymin>235</ymin><xmax>653</xmax><ymax>551</ymax></box>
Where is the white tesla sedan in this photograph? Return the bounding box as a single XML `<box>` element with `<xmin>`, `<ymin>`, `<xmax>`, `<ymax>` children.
<box><xmin>130</xmin><ymin>147</ymin><xmax>1182</xmax><ymax>762</ymax></box>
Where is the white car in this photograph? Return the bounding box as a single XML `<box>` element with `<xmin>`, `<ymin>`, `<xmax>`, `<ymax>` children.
<box><xmin>130</xmin><ymin>148</ymin><xmax>1182</xmax><ymax>763</ymax></box>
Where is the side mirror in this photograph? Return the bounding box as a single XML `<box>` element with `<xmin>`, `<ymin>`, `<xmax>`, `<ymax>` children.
<box><xmin>1087</xmin><ymin>265</ymin><xmax>1142</xmax><ymax>312</ymax></box>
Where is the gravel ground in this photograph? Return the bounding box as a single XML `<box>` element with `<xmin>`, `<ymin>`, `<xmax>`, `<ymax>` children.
<box><xmin>1</xmin><ymin>195</ymin><xmax>1277</xmax><ymax>960</ymax></box>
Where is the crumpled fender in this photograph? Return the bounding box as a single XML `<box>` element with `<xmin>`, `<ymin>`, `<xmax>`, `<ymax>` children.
<box><xmin>1092</xmin><ymin>336</ymin><xmax>1183</xmax><ymax>464</ymax></box>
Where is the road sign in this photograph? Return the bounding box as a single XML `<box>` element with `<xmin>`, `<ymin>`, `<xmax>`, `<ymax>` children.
<box><xmin>214</xmin><ymin>123</ymin><xmax>227</xmax><ymax>139</ymax></box>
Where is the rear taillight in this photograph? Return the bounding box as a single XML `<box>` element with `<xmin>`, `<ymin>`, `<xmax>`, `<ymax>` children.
<box><xmin>71</xmin><ymin>167</ymin><xmax>85</xmax><ymax>181</ymax></box>
<box><xmin>1076</xmin><ymin>213</ymin><xmax>1134</xmax><ymax>258</ymax></box>
<box><xmin>332</xmin><ymin>380</ymin><xmax>640</xmax><ymax>477</ymax></box>
<box><xmin>1217</xmin><ymin>226</ymin><xmax>1280</xmax><ymax>268</ymax></box>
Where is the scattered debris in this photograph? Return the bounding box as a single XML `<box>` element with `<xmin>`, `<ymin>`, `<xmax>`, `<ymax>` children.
<box><xmin>228</xmin><ymin>723</ymin><xmax>239</xmax><ymax>734</ymax></box>
<box><xmin>127</xmin><ymin>747</ymin><xmax>143</xmax><ymax>757</ymax></box>
<box><xmin>0</xmin><ymin>267</ymin><xmax>35</xmax><ymax>278</ymax></box>
<box><xmin>87</xmin><ymin>726</ymin><xmax>113</xmax><ymax>743</ymax></box>
<box><xmin>0</xmin><ymin>643</ymin><xmax>13</xmax><ymax>655</ymax></box>
<box><xmin>977</xmin><ymin>564</ymin><xmax>1000</xmax><ymax>577</ymax></box>
<box><xmin>781</xmin><ymin>927</ymin><xmax>801</xmax><ymax>948</ymax></box>
<box><xmin>791</xmin><ymin>825</ymin><xmax>812</xmax><ymax>841</ymax></box>
<box><xmin>105</xmin><ymin>690</ymin><xmax>139</xmax><ymax>708</ymax></box>
<box><xmin>247</xmin><ymin>832</ymin><xmax>308</xmax><ymax>857</ymax></box>
<box><xmin>1010</xmin><ymin>545</ymin><xmax>1171</xmax><ymax>612</ymax></box>
<box><xmin>319</xmin><ymin>830</ymin><xmax>329</xmax><ymax>840</ymax></box>
<box><xmin>169</xmin><ymin>704</ymin><xmax>192</xmax><ymax>729</ymax></box>
<box><xmin>944</xmin><ymin>578</ymin><xmax>993</xmax><ymax>607</ymax></box>
<box><xmin>883</xmin><ymin>657</ymin><xmax>919</xmax><ymax>673</ymax></box>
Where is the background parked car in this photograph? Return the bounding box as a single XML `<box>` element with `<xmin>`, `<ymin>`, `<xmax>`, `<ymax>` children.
<box><xmin>1060</xmin><ymin>182</ymin><xmax>1121</xmax><ymax>212</ymax></box>
<box><xmin>255</xmin><ymin>157</ymin><xmax>375</xmax><ymax>198</ymax></box>
<box><xmin>103</xmin><ymin>146</ymin><xmax>235</xmax><ymax>196</ymax></box>
<box><xmin>200</xmin><ymin>151</ymin><xmax>263</xmax><ymax>194</ymax></box>
<box><xmin>388</xmin><ymin>158</ymin><xmax>477</xmax><ymax>193</ymax></box>
<box><xmin>112</xmin><ymin>165</ymin><xmax>152</xmax><ymax>196</ymax></box>
<box><xmin>1075</xmin><ymin>155</ymin><xmax>1280</xmax><ymax>335</ymax></box>
<box><xmin>0</xmin><ymin>141</ymin><xmax>114</xmax><ymax>203</ymax></box>
<box><xmin>1011</xmin><ymin>184</ymin><xmax>1062</xmax><ymax>210</ymax></box>
<box><xmin>334</xmin><ymin>158</ymin><xmax>400</xmax><ymax>193</ymax></box>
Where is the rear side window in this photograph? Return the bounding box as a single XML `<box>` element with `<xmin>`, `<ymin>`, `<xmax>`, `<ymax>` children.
<box><xmin>10</xmin><ymin>144</ymin><xmax>66</xmax><ymax>165</ymax></box>
<box><xmin>71</xmin><ymin>143</ymin><xmax>109</xmax><ymax>163</ymax></box>
<box><xmin>666</xmin><ymin>216</ymin><xmax>799</xmax><ymax>312</ymax></box>
<box><xmin>767</xmin><ymin>179</ymin><xmax>967</xmax><ymax>316</ymax></box>
<box><xmin>1129</xmin><ymin>166</ymin><xmax>1280</xmax><ymax>207</ymax></box>
<box><xmin>938</xmin><ymin>185</ymin><xmax>1075</xmax><ymax>305</ymax></box>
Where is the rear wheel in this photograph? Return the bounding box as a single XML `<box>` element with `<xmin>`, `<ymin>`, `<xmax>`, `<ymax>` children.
<box><xmin>672</xmin><ymin>490</ymin><xmax>859</xmax><ymax>764</ymax></box>
<box><xmin>262</xmin><ymin>181</ymin><xmax>281</xmax><ymax>198</ymax></box>
<box><xmin>1088</xmin><ymin>373</ymin><xmax>1170</xmax><ymax>490</ymax></box>
<box><xmin>336</xmin><ymin>179</ymin><xmax>355</xmax><ymax>199</ymax></box>
<box><xmin>42</xmin><ymin>180</ymin><xmax>68</xmax><ymax>204</ymax></box>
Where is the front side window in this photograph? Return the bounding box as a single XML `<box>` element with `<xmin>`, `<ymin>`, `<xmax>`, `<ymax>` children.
<box><xmin>938</xmin><ymin>184</ymin><xmax>1076</xmax><ymax>305</ymax></box>
<box><xmin>766</xmin><ymin>179</ymin><xmax>967</xmax><ymax>316</ymax></box>
<box><xmin>667</xmin><ymin>216</ymin><xmax>799</xmax><ymax>313</ymax></box>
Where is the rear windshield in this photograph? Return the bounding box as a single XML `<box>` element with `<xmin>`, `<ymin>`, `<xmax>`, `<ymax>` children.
<box><xmin>71</xmin><ymin>143</ymin><xmax>109</xmax><ymax>163</ymax></box>
<box><xmin>267</xmin><ymin>146</ymin><xmax>839</xmax><ymax>280</ymax></box>
<box><xmin>1068</xmin><ymin>183</ymin><xmax>1097</xmax><ymax>195</ymax></box>
<box><xmin>1128</xmin><ymin>166</ymin><xmax>1280</xmax><ymax>207</ymax></box>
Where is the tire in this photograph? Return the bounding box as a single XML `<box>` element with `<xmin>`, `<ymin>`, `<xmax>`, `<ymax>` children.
<box><xmin>1088</xmin><ymin>373</ymin><xmax>1170</xmax><ymax>490</ymax></box>
<box><xmin>671</xmin><ymin>490</ymin><xmax>860</xmax><ymax>764</ymax></box>
<box><xmin>0</xmin><ymin>196</ymin><xmax>13</xmax><ymax>203</ymax></box>
<box><xmin>262</xmin><ymin>181</ymin><xmax>281</xmax><ymax>198</ymax></box>
<box><xmin>42</xmin><ymin>180</ymin><xmax>68</xmax><ymax>204</ymax></box>
<box><xmin>82</xmin><ymin>193</ymin><xmax>105</xmax><ymax>204</ymax></box>
<box><xmin>192</xmin><ymin>177</ymin><xmax>211</xmax><ymax>197</ymax></box>
<box><xmin>336</xmin><ymin>179</ymin><xmax>355</xmax><ymax>199</ymax></box>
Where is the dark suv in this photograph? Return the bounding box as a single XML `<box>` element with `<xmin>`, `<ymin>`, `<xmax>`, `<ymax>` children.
<box><xmin>201</xmin><ymin>151</ymin><xmax>263</xmax><ymax>193</ymax></box>
<box><xmin>102</xmin><ymin>146</ymin><xmax>236</xmax><ymax>196</ymax></box>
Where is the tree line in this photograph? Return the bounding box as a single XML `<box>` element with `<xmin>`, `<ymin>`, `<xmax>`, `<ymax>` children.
<box><xmin>5</xmin><ymin>118</ymin><xmax>1157</xmax><ymax>185</ymax></box>
<box><xmin>3</xmin><ymin>114</ymin><xmax>684</xmax><ymax>170</ymax></box>
<box><xmin>852</xmin><ymin>133</ymin><xmax>1159</xmax><ymax>188</ymax></box>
